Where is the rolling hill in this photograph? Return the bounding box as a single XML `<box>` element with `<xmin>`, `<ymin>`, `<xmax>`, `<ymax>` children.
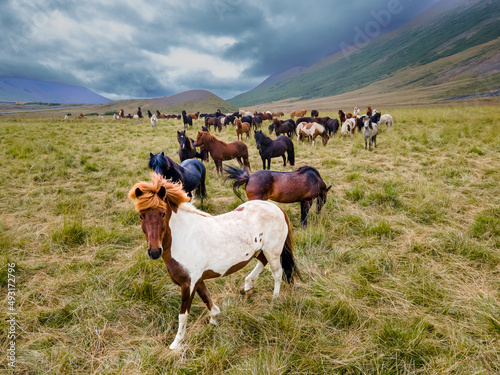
<box><xmin>91</xmin><ymin>89</ymin><xmax>238</xmax><ymax>116</ymax></box>
<box><xmin>229</xmin><ymin>0</ymin><xmax>500</xmax><ymax>108</ymax></box>
<box><xmin>0</xmin><ymin>77</ymin><xmax>111</xmax><ymax>104</ymax></box>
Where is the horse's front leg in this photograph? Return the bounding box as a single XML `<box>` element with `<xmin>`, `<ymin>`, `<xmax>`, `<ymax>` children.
<box><xmin>369</xmin><ymin>137</ymin><xmax>373</xmax><ymax>151</ymax></box>
<box><xmin>170</xmin><ymin>282</ymin><xmax>194</xmax><ymax>350</ymax></box>
<box><xmin>300</xmin><ymin>199</ymin><xmax>313</xmax><ymax>227</ymax></box>
<box><xmin>364</xmin><ymin>137</ymin><xmax>368</xmax><ymax>149</ymax></box>
<box><xmin>282</xmin><ymin>154</ymin><xmax>286</xmax><ymax>167</ymax></box>
<box><xmin>267</xmin><ymin>158</ymin><xmax>271</xmax><ymax>170</ymax></box>
<box><xmin>215</xmin><ymin>160</ymin><xmax>223</xmax><ymax>174</ymax></box>
<box><xmin>196</xmin><ymin>280</ymin><xmax>220</xmax><ymax>325</ymax></box>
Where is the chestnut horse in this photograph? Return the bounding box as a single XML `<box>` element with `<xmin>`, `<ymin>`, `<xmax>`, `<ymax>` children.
<box><xmin>194</xmin><ymin>131</ymin><xmax>250</xmax><ymax>174</ymax></box>
<box><xmin>290</xmin><ymin>109</ymin><xmax>307</xmax><ymax>120</ymax></box>
<box><xmin>235</xmin><ymin>118</ymin><xmax>251</xmax><ymax>140</ymax></box>
<box><xmin>225</xmin><ymin>165</ymin><xmax>331</xmax><ymax>227</ymax></box>
<box><xmin>129</xmin><ymin>174</ymin><xmax>299</xmax><ymax>349</ymax></box>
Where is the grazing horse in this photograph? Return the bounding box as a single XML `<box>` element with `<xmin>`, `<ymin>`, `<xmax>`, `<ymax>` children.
<box><xmin>254</xmin><ymin>131</ymin><xmax>294</xmax><ymax>170</ymax></box>
<box><xmin>188</xmin><ymin>112</ymin><xmax>200</xmax><ymax>120</ymax></box>
<box><xmin>296</xmin><ymin>122</ymin><xmax>329</xmax><ymax>146</ymax></box>
<box><xmin>235</xmin><ymin>118</ymin><xmax>251</xmax><ymax>140</ymax></box>
<box><xmin>341</xmin><ymin>118</ymin><xmax>357</xmax><ymax>136</ymax></box>
<box><xmin>310</xmin><ymin>109</ymin><xmax>319</xmax><ymax>117</ymax></box>
<box><xmin>252</xmin><ymin>115</ymin><xmax>263</xmax><ymax>130</ymax></box>
<box><xmin>194</xmin><ymin>131</ymin><xmax>250</xmax><ymax>174</ymax></box>
<box><xmin>205</xmin><ymin>116</ymin><xmax>222</xmax><ymax>132</ymax></box>
<box><xmin>149</xmin><ymin>152</ymin><xmax>206</xmax><ymax>202</ymax></box>
<box><xmin>272</xmin><ymin>111</ymin><xmax>284</xmax><ymax>118</ymax></box>
<box><xmin>129</xmin><ymin>174</ymin><xmax>298</xmax><ymax>350</ymax></box>
<box><xmin>324</xmin><ymin>118</ymin><xmax>340</xmax><ymax>136</ymax></box>
<box><xmin>290</xmin><ymin>109</ymin><xmax>307</xmax><ymax>120</ymax></box>
<box><xmin>255</xmin><ymin>111</ymin><xmax>273</xmax><ymax>121</ymax></box>
<box><xmin>225</xmin><ymin>165</ymin><xmax>331</xmax><ymax>227</ymax></box>
<box><xmin>379</xmin><ymin>114</ymin><xmax>393</xmax><ymax>130</ymax></box>
<box><xmin>156</xmin><ymin>110</ymin><xmax>166</xmax><ymax>119</ymax></box>
<box><xmin>268</xmin><ymin>118</ymin><xmax>294</xmax><ymax>138</ymax></box>
<box><xmin>150</xmin><ymin>114</ymin><xmax>158</xmax><ymax>130</ymax></box>
<box><xmin>181</xmin><ymin>111</ymin><xmax>193</xmax><ymax>129</ymax></box>
<box><xmin>363</xmin><ymin>116</ymin><xmax>379</xmax><ymax>151</ymax></box>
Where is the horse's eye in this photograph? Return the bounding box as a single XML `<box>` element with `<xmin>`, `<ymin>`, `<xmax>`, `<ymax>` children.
<box><xmin>140</xmin><ymin>215</ymin><xmax>144</xmax><ymax>220</ymax></box>
<box><xmin>162</xmin><ymin>212</ymin><xmax>166</xmax><ymax>218</ymax></box>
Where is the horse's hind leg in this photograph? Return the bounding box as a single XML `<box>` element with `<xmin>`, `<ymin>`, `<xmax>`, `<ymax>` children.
<box><xmin>282</xmin><ymin>154</ymin><xmax>286</xmax><ymax>167</ymax></box>
<box><xmin>236</xmin><ymin>157</ymin><xmax>243</xmax><ymax>167</ymax></box>
<box><xmin>196</xmin><ymin>280</ymin><xmax>220</xmax><ymax>325</ymax></box>
<box><xmin>244</xmin><ymin>253</ymin><xmax>268</xmax><ymax>295</ymax></box>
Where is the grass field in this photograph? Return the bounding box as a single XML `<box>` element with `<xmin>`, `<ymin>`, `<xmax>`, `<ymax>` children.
<box><xmin>0</xmin><ymin>106</ymin><xmax>499</xmax><ymax>374</ymax></box>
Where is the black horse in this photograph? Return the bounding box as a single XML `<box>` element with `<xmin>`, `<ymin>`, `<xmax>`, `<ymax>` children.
<box><xmin>252</xmin><ymin>115</ymin><xmax>263</xmax><ymax>130</ymax></box>
<box><xmin>324</xmin><ymin>118</ymin><xmax>340</xmax><ymax>136</ymax></box>
<box><xmin>181</xmin><ymin>110</ymin><xmax>193</xmax><ymax>129</ymax></box>
<box><xmin>149</xmin><ymin>152</ymin><xmax>206</xmax><ymax>202</ymax></box>
<box><xmin>177</xmin><ymin>130</ymin><xmax>206</xmax><ymax>162</ymax></box>
<box><xmin>254</xmin><ymin>130</ymin><xmax>295</xmax><ymax>170</ymax></box>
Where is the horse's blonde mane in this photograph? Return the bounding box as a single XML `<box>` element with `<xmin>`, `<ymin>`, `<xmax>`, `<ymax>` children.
<box><xmin>129</xmin><ymin>173</ymin><xmax>190</xmax><ymax>212</ymax></box>
<box><xmin>179</xmin><ymin>202</ymin><xmax>213</xmax><ymax>217</ymax></box>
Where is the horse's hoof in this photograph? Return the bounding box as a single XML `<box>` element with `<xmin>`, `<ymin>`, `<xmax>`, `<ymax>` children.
<box><xmin>169</xmin><ymin>342</ymin><xmax>181</xmax><ymax>350</ymax></box>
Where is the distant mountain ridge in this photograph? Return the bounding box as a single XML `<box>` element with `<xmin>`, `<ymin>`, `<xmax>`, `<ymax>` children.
<box><xmin>0</xmin><ymin>78</ymin><xmax>111</xmax><ymax>104</ymax></box>
<box><xmin>92</xmin><ymin>89</ymin><xmax>238</xmax><ymax>115</ymax></box>
<box><xmin>229</xmin><ymin>0</ymin><xmax>500</xmax><ymax>107</ymax></box>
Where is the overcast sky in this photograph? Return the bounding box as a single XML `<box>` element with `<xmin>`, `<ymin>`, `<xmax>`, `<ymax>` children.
<box><xmin>1</xmin><ymin>0</ymin><xmax>438</xmax><ymax>100</ymax></box>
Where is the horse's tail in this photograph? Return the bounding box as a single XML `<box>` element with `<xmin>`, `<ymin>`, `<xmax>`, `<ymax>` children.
<box><xmin>287</xmin><ymin>140</ymin><xmax>295</xmax><ymax>166</ymax></box>
<box><xmin>279</xmin><ymin>208</ymin><xmax>300</xmax><ymax>284</ymax></box>
<box><xmin>224</xmin><ymin>165</ymin><xmax>249</xmax><ymax>201</ymax></box>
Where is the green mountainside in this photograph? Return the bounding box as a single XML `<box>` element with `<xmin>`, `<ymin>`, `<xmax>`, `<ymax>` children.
<box><xmin>229</xmin><ymin>0</ymin><xmax>500</xmax><ymax>107</ymax></box>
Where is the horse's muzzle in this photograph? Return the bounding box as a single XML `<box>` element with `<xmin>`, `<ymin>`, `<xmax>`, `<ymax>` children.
<box><xmin>148</xmin><ymin>247</ymin><xmax>163</xmax><ymax>260</ymax></box>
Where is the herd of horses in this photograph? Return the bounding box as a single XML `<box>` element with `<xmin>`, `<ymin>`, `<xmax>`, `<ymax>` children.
<box><xmin>127</xmin><ymin>105</ymin><xmax>393</xmax><ymax>350</ymax></box>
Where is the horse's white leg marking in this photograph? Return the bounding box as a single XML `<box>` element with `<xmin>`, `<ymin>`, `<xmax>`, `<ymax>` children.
<box><xmin>209</xmin><ymin>304</ymin><xmax>221</xmax><ymax>325</ymax></box>
<box><xmin>170</xmin><ymin>312</ymin><xmax>188</xmax><ymax>350</ymax></box>
<box><xmin>244</xmin><ymin>260</ymin><xmax>265</xmax><ymax>291</ymax></box>
<box><xmin>272</xmin><ymin>267</ymin><xmax>283</xmax><ymax>297</ymax></box>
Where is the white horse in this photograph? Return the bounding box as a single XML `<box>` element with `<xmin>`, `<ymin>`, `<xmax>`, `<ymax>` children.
<box><xmin>150</xmin><ymin>114</ymin><xmax>158</xmax><ymax>130</ymax></box>
<box><xmin>379</xmin><ymin>114</ymin><xmax>393</xmax><ymax>130</ymax></box>
<box><xmin>353</xmin><ymin>106</ymin><xmax>360</xmax><ymax>116</ymax></box>
<box><xmin>113</xmin><ymin>114</ymin><xmax>120</xmax><ymax>120</ymax></box>
<box><xmin>129</xmin><ymin>174</ymin><xmax>299</xmax><ymax>350</ymax></box>
<box><xmin>363</xmin><ymin>116</ymin><xmax>380</xmax><ymax>151</ymax></box>
<box><xmin>64</xmin><ymin>115</ymin><xmax>68</xmax><ymax>119</ymax></box>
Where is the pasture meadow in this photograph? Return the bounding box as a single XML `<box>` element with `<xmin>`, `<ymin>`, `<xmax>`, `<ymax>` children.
<box><xmin>0</xmin><ymin>106</ymin><xmax>499</xmax><ymax>374</ymax></box>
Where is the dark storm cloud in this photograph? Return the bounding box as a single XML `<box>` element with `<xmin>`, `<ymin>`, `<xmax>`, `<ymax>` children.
<box><xmin>0</xmin><ymin>0</ymin><xmax>438</xmax><ymax>100</ymax></box>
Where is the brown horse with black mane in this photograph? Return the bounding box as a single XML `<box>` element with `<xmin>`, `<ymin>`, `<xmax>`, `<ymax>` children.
<box><xmin>225</xmin><ymin>165</ymin><xmax>331</xmax><ymax>227</ymax></box>
<box><xmin>194</xmin><ymin>131</ymin><xmax>250</xmax><ymax>174</ymax></box>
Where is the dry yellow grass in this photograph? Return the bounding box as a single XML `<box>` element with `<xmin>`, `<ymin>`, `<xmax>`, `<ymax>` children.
<box><xmin>0</xmin><ymin>106</ymin><xmax>499</xmax><ymax>374</ymax></box>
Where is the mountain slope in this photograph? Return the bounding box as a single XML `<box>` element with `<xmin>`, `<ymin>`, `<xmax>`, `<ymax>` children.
<box><xmin>229</xmin><ymin>0</ymin><xmax>500</xmax><ymax>107</ymax></box>
<box><xmin>0</xmin><ymin>78</ymin><xmax>111</xmax><ymax>104</ymax></box>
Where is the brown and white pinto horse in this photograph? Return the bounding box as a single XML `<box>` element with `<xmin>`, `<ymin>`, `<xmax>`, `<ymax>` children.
<box><xmin>290</xmin><ymin>109</ymin><xmax>307</xmax><ymax>120</ymax></box>
<box><xmin>129</xmin><ymin>174</ymin><xmax>299</xmax><ymax>350</ymax></box>
<box><xmin>296</xmin><ymin>122</ymin><xmax>329</xmax><ymax>146</ymax></box>
<box><xmin>194</xmin><ymin>131</ymin><xmax>250</xmax><ymax>173</ymax></box>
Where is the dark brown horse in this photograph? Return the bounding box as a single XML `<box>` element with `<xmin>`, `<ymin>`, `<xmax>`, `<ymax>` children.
<box><xmin>225</xmin><ymin>166</ymin><xmax>331</xmax><ymax>227</ymax></box>
<box><xmin>205</xmin><ymin>116</ymin><xmax>222</xmax><ymax>132</ymax></box>
<box><xmin>269</xmin><ymin>118</ymin><xmax>294</xmax><ymax>138</ymax></box>
<box><xmin>194</xmin><ymin>131</ymin><xmax>250</xmax><ymax>174</ymax></box>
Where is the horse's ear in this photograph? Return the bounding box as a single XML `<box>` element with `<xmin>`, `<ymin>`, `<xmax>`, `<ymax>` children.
<box><xmin>157</xmin><ymin>186</ymin><xmax>166</xmax><ymax>200</ymax></box>
<box><xmin>326</xmin><ymin>185</ymin><xmax>332</xmax><ymax>192</ymax></box>
<box><xmin>161</xmin><ymin>151</ymin><xmax>165</xmax><ymax>156</ymax></box>
<box><xmin>150</xmin><ymin>152</ymin><xmax>154</xmax><ymax>158</ymax></box>
<box><xmin>134</xmin><ymin>187</ymin><xmax>143</xmax><ymax>198</ymax></box>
